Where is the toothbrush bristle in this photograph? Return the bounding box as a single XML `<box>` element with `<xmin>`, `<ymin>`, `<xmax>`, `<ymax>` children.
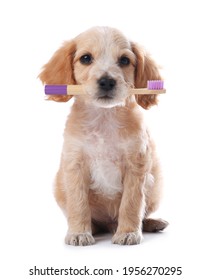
<box><xmin>147</xmin><ymin>80</ymin><xmax>164</xmax><ymax>90</ymax></box>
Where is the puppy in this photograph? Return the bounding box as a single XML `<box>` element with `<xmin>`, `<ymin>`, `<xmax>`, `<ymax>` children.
<box><xmin>39</xmin><ymin>26</ymin><xmax>168</xmax><ymax>246</ymax></box>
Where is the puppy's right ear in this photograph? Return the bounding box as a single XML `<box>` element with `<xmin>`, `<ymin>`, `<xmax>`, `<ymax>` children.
<box><xmin>131</xmin><ymin>42</ymin><xmax>162</xmax><ymax>109</ymax></box>
<box><xmin>39</xmin><ymin>40</ymin><xmax>76</xmax><ymax>102</ymax></box>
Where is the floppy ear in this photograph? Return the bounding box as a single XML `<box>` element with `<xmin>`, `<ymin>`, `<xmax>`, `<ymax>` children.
<box><xmin>39</xmin><ymin>40</ymin><xmax>76</xmax><ymax>102</ymax></box>
<box><xmin>131</xmin><ymin>42</ymin><xmax>162</xmax><ymax>109</ymax></box>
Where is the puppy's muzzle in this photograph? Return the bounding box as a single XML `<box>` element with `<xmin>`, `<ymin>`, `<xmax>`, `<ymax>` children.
<box><xmin>97</xmin><ymin>76</ymin><xmax>116</xmax><ymax>98</ymax></box>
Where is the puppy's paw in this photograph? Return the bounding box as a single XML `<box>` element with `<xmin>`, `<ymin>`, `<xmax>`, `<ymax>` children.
<box><xmin>143</xmin><ymin>218</ymin><xmax>169</xmax><ymax>232</ymax></box>
<box><xmin>65</xmin><ymin>232</ymin><xmax>95</xmax><ymax>246</ymax></box>
<box><xmin>112</xmin><ymin>231</ymin><xmax>142</xmax><ymax>245</ymax></box>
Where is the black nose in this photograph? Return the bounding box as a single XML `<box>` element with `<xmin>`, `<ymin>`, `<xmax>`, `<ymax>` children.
<box><xmin>98</xmin><ymin>76</ymin><xmax>116</xmax><ymax>91</ymax></box>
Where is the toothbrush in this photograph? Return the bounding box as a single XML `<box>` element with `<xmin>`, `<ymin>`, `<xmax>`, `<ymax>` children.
<box><xmin>44</xmin><ymin>80</ymin><xmax>166</xmax><ymax>96</ymax></box>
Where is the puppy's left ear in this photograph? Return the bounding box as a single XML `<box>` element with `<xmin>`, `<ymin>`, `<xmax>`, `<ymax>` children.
<box><xmin>131</xmin><ymin>42</ymin><xmax>162</xmax><ymax>109</ymax></box>
<box><xmin>39</xmin><ymin>40</ymin><xmax>76</xmax><ymax>102</ymax></box>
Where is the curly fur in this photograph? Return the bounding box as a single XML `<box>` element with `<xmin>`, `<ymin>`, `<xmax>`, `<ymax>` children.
<box><xmin>39</xmin><ymin>26</ymin><xmax>168</xmax><ymax>246</ymax></box>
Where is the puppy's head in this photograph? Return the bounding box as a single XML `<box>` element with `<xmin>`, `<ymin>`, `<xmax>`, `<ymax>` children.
<box><xmin>39</xmin><ymin>27</ymin><xmax>161</xmax><ymax>109</ymax></box>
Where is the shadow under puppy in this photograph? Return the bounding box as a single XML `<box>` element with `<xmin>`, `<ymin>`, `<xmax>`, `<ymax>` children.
<box><xmin>39</xmin><ymin>26</ymin><xmax>168</xmax><ymax>246</ymax></box>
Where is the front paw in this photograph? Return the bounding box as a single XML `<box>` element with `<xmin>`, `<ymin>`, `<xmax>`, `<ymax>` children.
<box><xmin>112</xmin><ymin>231</ymin><xmax>142</xmax><ymax>245</ymax></box>
<box><xmin>65</xmin><ymin>232</ymin><xmax>95</xmax><ymax>246</ymax></box>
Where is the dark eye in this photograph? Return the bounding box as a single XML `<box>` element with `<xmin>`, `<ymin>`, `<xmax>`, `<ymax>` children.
<box><xmin>118</xmin><ymin>56</ymin><xmax>130</xmax><ymax>66</ymax></box>
<box><xmin>80</xmin><ymin>54</ymin><xmax>93</xmax><ymax>65</ymax></box>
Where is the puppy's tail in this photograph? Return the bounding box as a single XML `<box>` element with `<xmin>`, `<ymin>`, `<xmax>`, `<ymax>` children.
<box><xmin>143</xmin><ymin>218</ymin><xmax>169</xmax><ymax>232</ymax></box>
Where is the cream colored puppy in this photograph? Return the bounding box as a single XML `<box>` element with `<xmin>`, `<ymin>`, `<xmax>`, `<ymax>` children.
<box><xmin>39</xmin><ymin>26</ymin><xmax>168</xmax><ymax>246</ymax></box>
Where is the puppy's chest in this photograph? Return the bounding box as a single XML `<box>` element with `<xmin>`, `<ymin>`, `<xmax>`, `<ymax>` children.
<box><xmin>84</xmin><ymin>126</ymin><xmax>126</xmax><ymax>198</ymax></box>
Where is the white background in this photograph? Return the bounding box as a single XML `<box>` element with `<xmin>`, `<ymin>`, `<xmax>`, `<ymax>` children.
<box><xmin>0</xmin><ymin>0</ymin><xmax>210</xmax><ymax>279</ymax></box>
